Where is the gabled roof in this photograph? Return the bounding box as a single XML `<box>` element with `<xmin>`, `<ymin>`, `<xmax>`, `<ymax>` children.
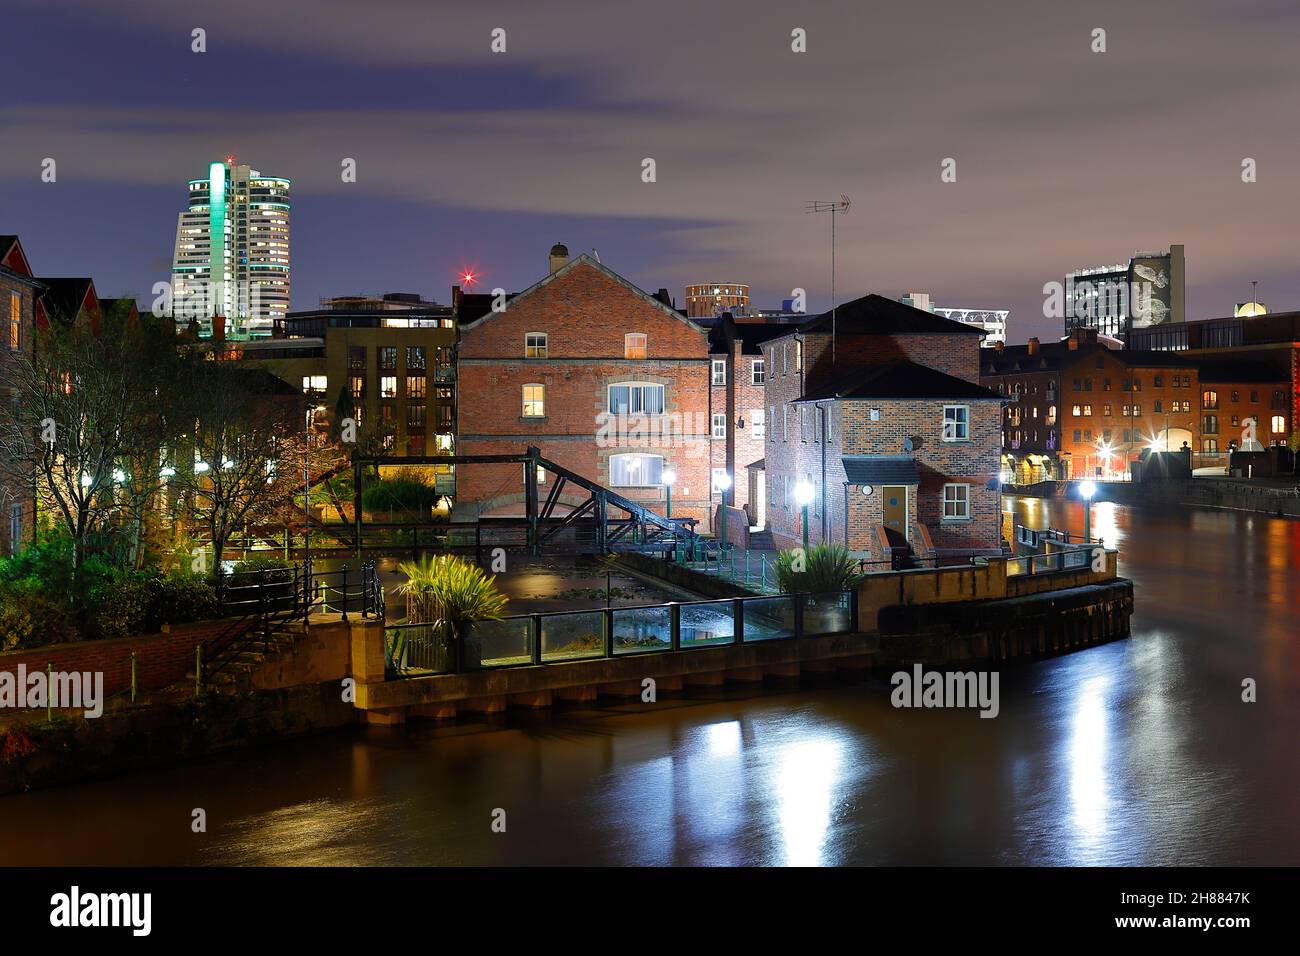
<box><xmin>795</xmin><ymin>360</ymin><xmax>1003</xmax><ymax>402</ymax></box>
<box><xmin>707</xmin><ymin>314</ymin><xmax>796</xmax><ymax>355</ymax></box>
<box><xmin>797</xmin><ymin>293</ymin><xmax>986</xmax><ymax>336</ymax></box>
<box><xmin>0</xmin><ymin>235</ymin><xmax>34</xmax><ymax>277</ymax></box>
<box><xmin>36</xmin><ymin>277</ymin><xmax>98</xmax><ymax>323</ymax></box>
<box><xmin>458</xmin><ymin>254</ymin><xmax>707</xmax><ymax>334</ymax></box>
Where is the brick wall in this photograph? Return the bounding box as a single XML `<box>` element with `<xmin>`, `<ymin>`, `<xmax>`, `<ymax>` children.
<box><xmin>0</xmin><ymin>271</ymin><xmax>37</xmax><ymax>556</ymax></box>
<box><xmin>0</xmin><ymin>619</ymin><xmax>233</xmax><ymax>707</ymax></box>
<box><xmin>457</xmin><ymin>260</ymin><xmax>719</xmax><ymax>527</ymax></box>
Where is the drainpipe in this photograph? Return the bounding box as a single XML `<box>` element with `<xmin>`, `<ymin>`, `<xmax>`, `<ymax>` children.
<box><xmin>843</xmin><ymin>482</ymin><xmax>850</xmax><ymax>550</ymax></box>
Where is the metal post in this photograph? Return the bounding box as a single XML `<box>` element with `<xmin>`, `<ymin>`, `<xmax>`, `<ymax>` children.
<box><xmin>802</xmin><ymin>504</ymin><xmax>810</xmax><ymax>551</ymax></box>
<box><xmin>130</xmin><ymin>651</ymin><xmax>137</xmax><ymax>703</ymax></box>
<box><xmin>46</xmin><ymin>662</ymin><xmax>52</xmax><ymax>723</ymax></box>
<box><xmin>195</xmin><ymin>644</ymin><xmax>202</xmax><ymax>697</ymax></box>
<box><xmin>761</xmin><ymin>552</ymin><xmax>768</xmax><ymax>590</ymax></box>
<box><xmin>531</xmin><ymin>614</ymin><xmax>542</xmax><ymax>666</ymax></box>
<box><xmin>794</xmin><ymin>594</ymin><xmax>806</xmax><ymax>640</ymax></box>
<box><xmin>670</xmin><ymin>603</ymin><xmax>680</xmax><ymax>651</ymax></box>
<box><xmin>733</xmin><ymin>598</ymin><xmax>744</xmax><ymax>644</ymax></box>
<box><xmin>745</xmin><ymin>549</ymin><xmax>751</xmax><ymax>583</ymax></box>
<box><xmin>603</xmin><ymin>608</ymin><xmax>614</xmax><ymax>658</ymax></box>
<box><xmin>665</xmin><ymin>482</ymin><xmax>672</xmax><ymax>520</ymax></box>
<box><xmin>341</xmin><ymin>565</ymin><xmax>350</xmax><ymax>623</ymax></box>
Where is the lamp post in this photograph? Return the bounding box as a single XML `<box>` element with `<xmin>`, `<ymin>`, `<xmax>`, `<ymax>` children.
<box><xmin>662</xmin><ymin>468</ymin><xmax>676</xmax><ymax>520</ymax></box>
<box><xmin>794</xmin><ymin>480</ymin><xmax>815</xmax><ymax>551</ymax></box>
<box><xmin>1079</xmin><ymin>479</ymin><xmax>1097</xmax><ymax>544</ymax></box>
<box><xmin>715</xmin><ymin>471</ymin><xmax>732</xmax><ymax>550</ymax></box>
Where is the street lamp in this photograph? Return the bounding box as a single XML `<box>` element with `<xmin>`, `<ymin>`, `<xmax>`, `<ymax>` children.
<box><xmin>794</xmin><ymin>479</ymin><xmax>815</xmax><ymax>551</ymax></box>
<box><xmin>661</xmin><ymin>468</ymin><xmax>676</xmax><ymax>520</ymax></box>
<box><xmin>1078</xmin><ymin>478</ymin><xmax>1097</xmax><ymax>543</ymax></box>
<box><xmin>715</xmin><ymin>471</ymin><xmax>732</xmax><ymax>549</ymax></box>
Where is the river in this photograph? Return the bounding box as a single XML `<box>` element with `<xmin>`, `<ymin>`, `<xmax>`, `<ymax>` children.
<box><xmin>2</xmin><ymin>495</ymin><xmax>1297</xmax><ymax>866</ymax></box>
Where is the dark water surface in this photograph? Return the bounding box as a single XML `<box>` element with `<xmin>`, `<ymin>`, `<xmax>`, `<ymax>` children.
<box><xmin>2</xmin><ymin>497</ymin><xmax>1297</xmax><ymax>865</ymax></box>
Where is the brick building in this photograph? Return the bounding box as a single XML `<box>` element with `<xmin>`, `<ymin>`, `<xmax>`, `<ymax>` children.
<box><xmin>760</xmin><ymin>294</ymin><xmax>1004</xmax><ymax>562</ymax></box>
<box><xmin>456</xmin><ymin>249</ymin><xmax>720</xmax><ymax>527</ymax></box>
<box><xmin>982</xmin><ymin>327</ymin><xmax>1291</xmax><ymax>480</ymax></box>
<box><xmin>0</xmin><ymin>236</ymin><xmax>43</xmax><ymax>554</ymax></box>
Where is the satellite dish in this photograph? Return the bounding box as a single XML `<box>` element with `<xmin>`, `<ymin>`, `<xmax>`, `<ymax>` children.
<box><xmin>902</xmin><ymin>437</ymin><xmax>914</xmax><ymax>453</ymax></box>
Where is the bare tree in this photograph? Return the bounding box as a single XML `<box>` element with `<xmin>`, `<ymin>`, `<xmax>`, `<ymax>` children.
<box><xmin>0</xmin><ymin>310</ymin><xmax>171</xmax><ymax>570</ymax></box>
<box><xmin>173</xmin><ymin>361</ymin><xmax>307</xmax><ymax>576</ymax></box>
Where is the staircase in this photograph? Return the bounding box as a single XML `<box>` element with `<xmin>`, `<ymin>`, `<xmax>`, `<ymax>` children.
<box><xmin>187</xmin><ymin>618</ymin><xmax>310</xmax><ymax>696</ymax></box>
<box><xmin>748</xmin><ymin>529</ymin><xmax>775</xmax><ymax>550</ymax></box>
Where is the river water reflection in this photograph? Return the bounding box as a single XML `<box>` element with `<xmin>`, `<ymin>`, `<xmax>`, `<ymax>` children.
<box><xmin>2</xmin><ymin>496</ymin><xmax>1297</xmax><ymax>865</ymax></box>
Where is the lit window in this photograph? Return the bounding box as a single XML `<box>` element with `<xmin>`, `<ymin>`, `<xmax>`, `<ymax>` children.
<box><xmin>380</xmin><ymin>376</ymin><xmax>397</xmax><ymax>398</ymax></box>
<box><xmin>608</xmin><ymin>382</ymin><xmax>665</xmax><ymax>415</ymax></box>
<box><xmin>407</xmin><ymin>375</ymin><xmax>427</xmax><ymax>399</ymax></box>
<box><xmin>609</xmin><ymin>453</ymin><xmax>662</xmax><ymax>487</ymax></box>
<box><xmin>711</xmin><ymin>359</ymin><xmax>726</xmax><ymax>385</ymax></box>
<box><xmin>1272</xmin><ymin>415</ymin><xmax>1286</xmax><ymax>433</ymax></box>
<box><xmin>349</xmin><ymin>374</ymin><xmax>364</xmax><ymax>399</ymax></box>
<box><xmin>301</xmin><ymin>375</ymin><xmax>327</xmax><ymax>394</ymax></box>
<box><xmin>712</xmin><ymin>414</ymin><xmax>727</xmax><ymax>439</ymax></box>
<box><xmin>624</xmin><ymin>333</ymin><xmax>647</xmax><ymax>360</ymax></box>
<box><xmin>751</xmin><ymin>408</ymin><xmax>765</xmax><ymax>438</ymax></box>
<box><xmin>525</xmin><ymin>332</ymin><xmax>548</xmax><ymax>358</ymax></box>
<box><xmin>942</xmin><ymin>405</ymin><xmax>969</xmax><ymax>441</ymax></box>
<box><xmin>942</xmin><ymin>484</ymin><xmax>971</xmax><ymax>519</ymax></box>
<box><xmin>522</xmin><ymin>383</ymin><xmax>545</xmax><ymax>417</ymax></box>
<box><xmin>8</xmin><ymin>292</ymin><xmax>20</xmax><ymax>350</ymax></box>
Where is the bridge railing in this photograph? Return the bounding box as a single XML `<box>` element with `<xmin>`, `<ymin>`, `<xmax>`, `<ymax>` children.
<box><xmin>384</xmin><ymin>589</ymin><xmax>856</xmax><ymax>678</ymax></box>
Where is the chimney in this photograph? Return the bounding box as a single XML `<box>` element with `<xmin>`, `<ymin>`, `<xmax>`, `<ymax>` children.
<box><xmin>1027</xmin><ymin>336</ymin><xmax>1039</xmax><ymax>355</ymax></box>
<box><xmin>549</xmin><ymin>242</ymin><xmax>569</xmax><ymax>274</ymax></box>
<box><xmin>655</xmin><ymin>287</ymin><xmax>674</xmax><ymax>308</ymax></box>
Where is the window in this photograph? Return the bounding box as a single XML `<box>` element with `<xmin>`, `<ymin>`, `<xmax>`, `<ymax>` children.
<box><xmin>1132</xmin><ymin>403</ymin><xmax>1141</xmax><ymax>416</ymax></box>
<box><xmin>1046</xmin><ymin>405</ymin><xmax>1057</xmax><ymax>425</ymax></box>
<box><xmin>800</xmin><ymin>405</ymin><xmax>811</xmax><ymax>442</ymax></box>
<box><xmin>711</xmin><ymin>359</ymin><xmax>726</xmax><ymax>385</ymax></box>
<box><xmin>1231</xmin><ymin>390</ymin><xmax>1239</xmax><ymax>403</ymax></box>
<box><xmin>1180</xmin><ymin>400</ymin><xmax>1191</xmax><ymax>413</ymax></box>
<box><xmin>1202</xmin><ymin>414</ymin><xmax>1219</xmax><ymax>434</ymax></box>
<box><xmin>348</xmin><ymin>346</ymin><xmax>366</xmax><ymax>369</ymax></box>
<box><xmin>1272</xmin><ymin>415</ymin><xmax>1286</xmax><ymax>433</ymax></box>
<box><xmin>712</xmin><ymin>414</ymin><xmax>727</xmax><ymax>439</ymax></box>
<box><xmin>1103</xmin><ymin>404</ymin><xmax>1112</xmax><ymax>416</ymax></box>
<box><xmin>608</xmin><ymin>382</ymin><xmax>665</xmax><ymax>415</ymax></box>
<box><xmin>1154</xmin><ymin>375</ymin><xmax>1163</xmax><ymax>388</ymax></box>
<box><xmin>1182</xmin><ymin>375</ymin><xmax>1191</xmax><ymax>388</ymax></box>
<box><xmin>751</xmin><ymin>408</ymin><xmax>765</xmax><ymax>438</ymax></box>
<box><xmin>1231</xmin><ymin>415</ymin><xmax>1240</xmax><ymax>427</ymax></box>
<box><xmin>1102</xmin><ymin>378</ymin><xmax>1111</xmax><ymax>392</ymax></box>
<box><xmin>1202</xmin><ymin>390</ymin><xmax>1218</xmax><ymax>409</ymax></box>
<box><xmin>9</xmin><ymin>292</ymin><xmax>21</xmax><ymax>350</ymax></box>
<box><xmin>1083</xmin><ymin>378</ymin><xmax>1092</xmax><ymax>392</ymax></box>
<box><xmin>942</xmin><ymin>483</ymin><xmax>971</xmax><ymax>520</ymax></box>
<box><xmin>1250</xmin><ymin>390</ymin><xmax>1259</xmax><ymax>403</ymax></box>
<box><xmin>301</xmin><ymin>375</ymin><xmax>327</xmax><ymax>394</ymax></box>
<box><xmin>1072</xmin><ymin>404</ymin><xmax>1083</xmax><ymax>417</ymax></box>
<box><xmin>522</xmin><ymin>384</ymin><xmax>545</xmax><ymax>417</ymax></box>
<box><xmin>407</xmin><ymin>375</ymin><xmax>427</xmax><ymax>399</ymax></box>
<box><xmin>609</xmin><ymin>453</ymin><xmax>663</xmax><ymax>487</ymax></box>
<box><xmin>751</xmin><ymin>359</ymin><xmax>765</xmax><ymax>385</ymax></box>
<box><xmin>525</xmin><ymin>332</ymin><xmax>548</xmax><ymax>358</ymax></box>
<box><xmin>711</xmin><ymin>468</ymin><xmax>730</xmax><ymax>492</ymax></box>
<box><xmin>1073</xmin><ymin>430</ymin><xmax>1082</xmax><ymax>442</ymax></box>
<box><xmin>942</xmin><ymin>405</ymin><xmax>970</xmax><ymax>441</ymax></box>
<box><xmin>1154</xmin><ymin>400</ymin><xmax>1163</xmax><ymax>413</ymax></box>
<box><xmin>380</xmin><ymin>376</ymin><xmax>397</xmax><ymax>398</ymax></box>
<box><xmin>1132</xmin><ymin>377</ymin><xmax>1142</xmax><ymax>391</ymax></box>
<box><xmin>795</xmin><ymin>339</ymin><xmax>803</xmax><ymax>372</ymax></box>
<box><xmin>406</xmin><ymin>346</ymin><xmax>426</xmax><ymax>370</ymax></box>
<box><xmin>407</xmin><ymin>404</ymin><xmax>426</xmax><ymax>430</ymax></box>
<box><xmin>379</xmin><ymin>347</ymin><xmax>397</xmax><ymax>370</ymax></box>
<box><xmin>782</xmin><ymin>404</ymin><xmax>789</xmax><ymax>440</ymax></box>
<box><xmin>624</xmin><ymin>333</ymin><xmax>647</xmax><ymax>360</ymax></box>
<box><xmin>1202</xmin><ymin>439</ymin><xmax>1219</xmax><ymax>453</ymax></box>
<box><xmin>349</xmin><ymin>374</ymin><xmax>364</xmax><ymax>400</ymax></box>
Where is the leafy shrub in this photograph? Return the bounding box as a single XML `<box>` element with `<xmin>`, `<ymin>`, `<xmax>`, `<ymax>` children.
<box><xmin>0</xmin><ymin>578</ymin><xmax>74</xmax><ymax>650</ymax></box>
<box><xmin>396</xmin><ymin>554</ymin><xmax>508</xmax><ymax>632</ymax></box>
<box><xmin>142</xmin><ymin>572</ymin><xmax>219</xmax><ymax>630</ymax></box>
<box><xmin>775</xmin><ymin>544</ymin><xmax>863</xmax><ymax>594</ymax></box>
<box><xmin>231</xmin><ymin>554</ymin><xmax>293</xmax><ymax>584</ymax></box>
<box><xmin>362</xmin><ymin>469</ymin><xmax>442</xmax><ymax>516</ymax></box>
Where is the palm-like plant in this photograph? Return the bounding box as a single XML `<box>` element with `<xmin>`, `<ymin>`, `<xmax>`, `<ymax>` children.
<box><xmin>396</xmin><ymin>554</ymin><xmax>509</xmax><ymax>648</ymax></box>
<box><xmin>775</xmin><ymin>543</ymin><xmax>862</xmax><ymax>593</ymax></box>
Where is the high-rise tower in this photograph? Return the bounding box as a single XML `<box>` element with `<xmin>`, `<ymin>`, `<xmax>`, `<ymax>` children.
<box><xmin>171</xmin><ymin>160</ymin><xmax>291</xmax><ymax>338</ymax></box>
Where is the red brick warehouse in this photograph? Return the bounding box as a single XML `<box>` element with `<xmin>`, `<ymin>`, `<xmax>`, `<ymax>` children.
<box><xmin>455</xmin><ymin>245</ymin><xmax>723</xmax><ymax>529</ymax></box>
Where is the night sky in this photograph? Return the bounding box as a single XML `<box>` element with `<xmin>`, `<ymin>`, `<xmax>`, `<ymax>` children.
<box><xmin>3</xmin><ymin>0</ymin><xmax>1299</xmax><ymax>342</ymax></box>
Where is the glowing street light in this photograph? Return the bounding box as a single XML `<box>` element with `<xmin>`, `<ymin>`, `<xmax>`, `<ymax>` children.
<box><xmin>794</xmin><ymin>479</ymin><xmax>815</xmax><ymax>551</ymax></box>
<box><xmin>1079</xmin><ymin>478</ymin><xmax>1097</xmax><ymax>543</ymax></box>
<box><xmin>661</xmin><ymin>468</ymin><xmax>677</xmax><ymax>519</ymax></box>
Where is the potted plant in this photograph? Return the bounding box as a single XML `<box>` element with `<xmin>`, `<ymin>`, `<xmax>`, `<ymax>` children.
<box><xmin>396</xmin><ymin>555</ymin><xmax>508</xmax><ymax>670</ymax></box>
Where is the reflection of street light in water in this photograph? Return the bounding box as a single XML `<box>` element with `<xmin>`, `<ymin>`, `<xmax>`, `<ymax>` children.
<box><xmin>1078</xmin><ymin>479</ymin><xmax>1097</xmax><ymax>543</ymax></box>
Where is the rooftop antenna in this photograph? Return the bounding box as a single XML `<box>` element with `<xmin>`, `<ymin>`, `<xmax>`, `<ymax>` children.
<box><xmin>805</xmin><ymin>194</ymin><xmax>851</xmax><ymax>367</ymax></box>
<box><xmin>1251</xmin><ymin>280</ymin><xmax>1258</xmax><ymax>314</ymax></box>
<box><xmin>592</xmin><ymin>248</ymin><xmax>601</xmax><ymax>263</ymax></box>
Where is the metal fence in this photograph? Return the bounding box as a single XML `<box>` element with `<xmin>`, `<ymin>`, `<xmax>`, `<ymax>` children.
<box><xmin>384</xmin><ymin>590</ymin><xmax>856</xmax><ymax>677</ymax></box>
<box><xmin>1005</xmin><ymin>547</ymin><xmax>1094</xmax><ymax>577</ymax></box>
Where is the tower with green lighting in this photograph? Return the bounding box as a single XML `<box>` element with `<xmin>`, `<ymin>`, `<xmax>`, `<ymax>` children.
<box><xmin>171</xmin><ymin>159</ymin><xmax>291</xmax><ymax>339</ymax></box>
